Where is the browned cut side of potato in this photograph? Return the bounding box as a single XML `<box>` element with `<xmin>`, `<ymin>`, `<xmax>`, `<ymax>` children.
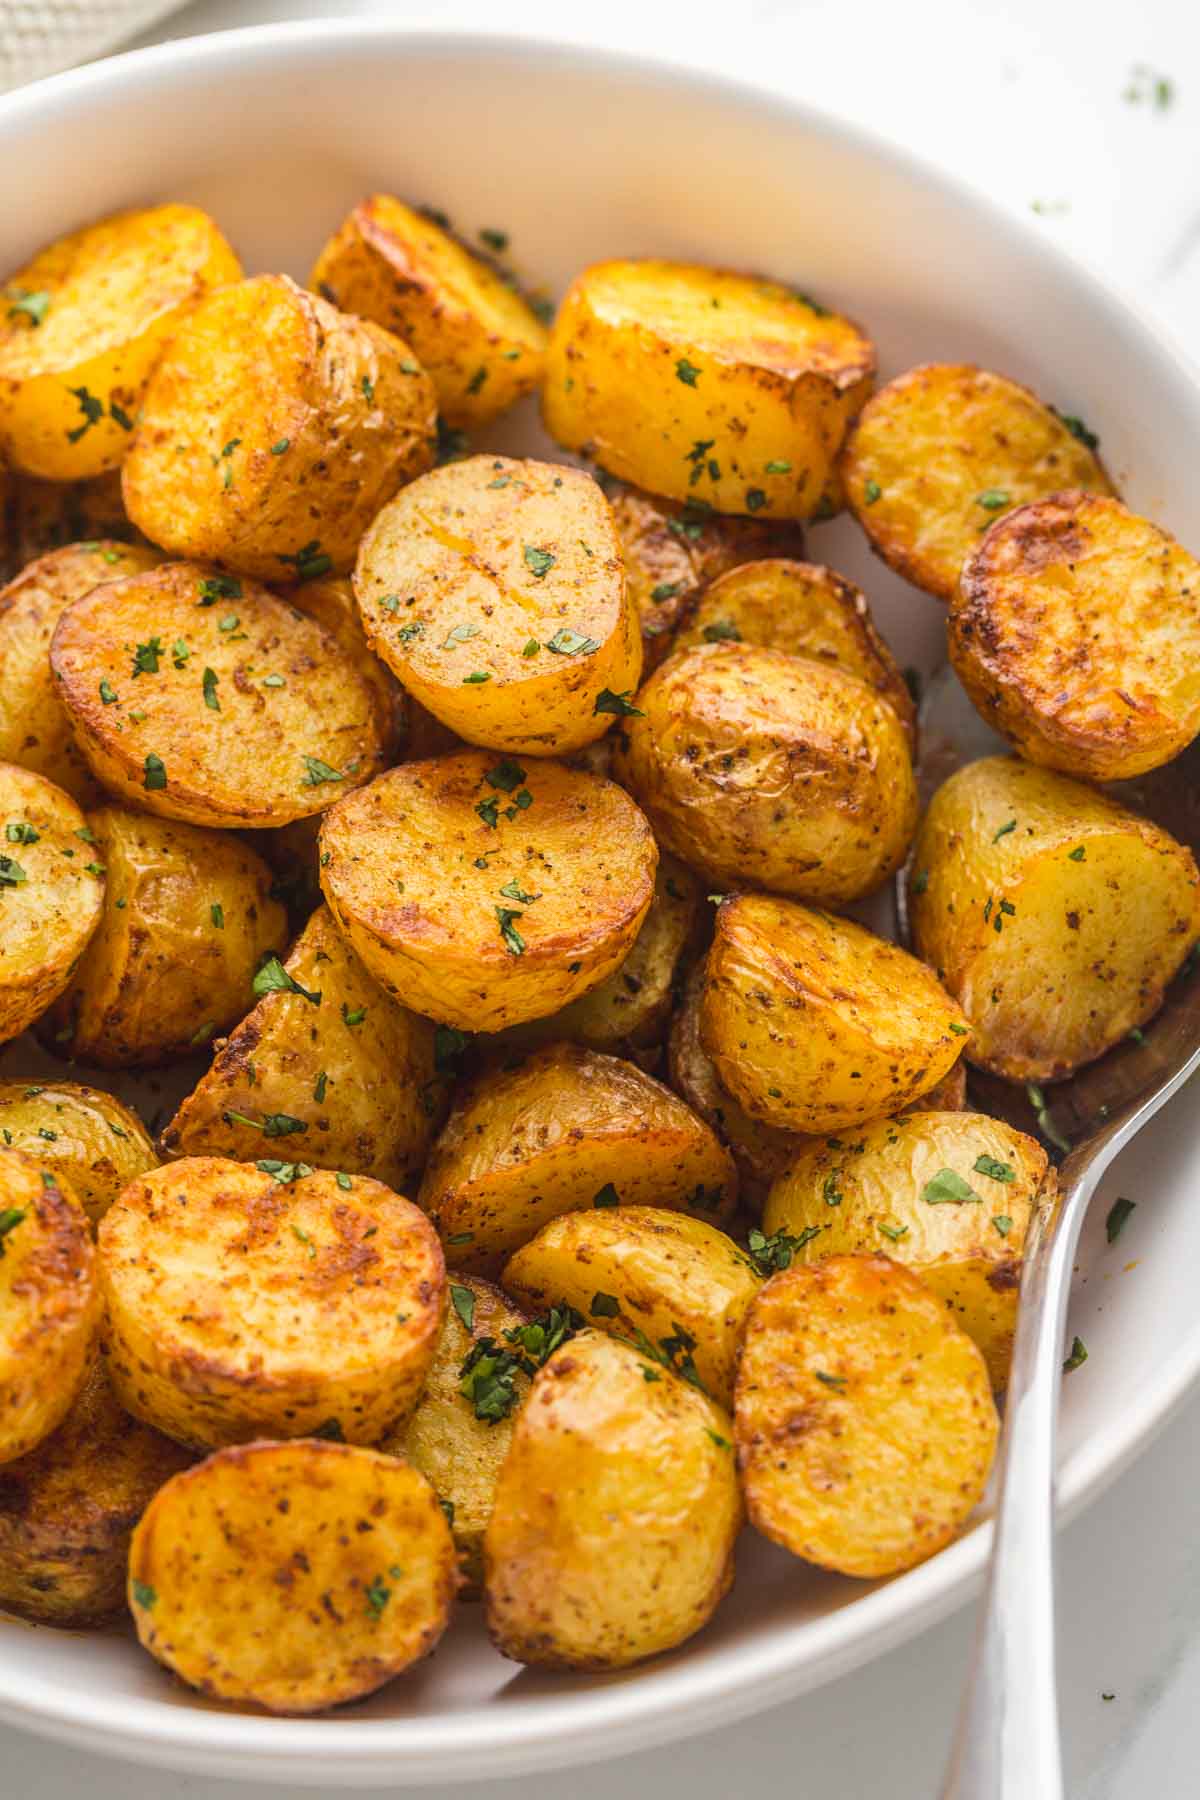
<box><xmin>951</xmin><ymin>491</ymin><xmax>1200</xmax><ymax>780</ymax></box>
<box><xmin>6</xmin><ymin>469</ymin><xmax>149</xmax><ymax>569</ymax></box>
<box><xmin>128</xmin><ymin>1439</ymin><xmax>457</xmax><ymax>1712</ymax></box>
<box><xmin>700</xmin><ymin>894</ymin><xmax>969</xmax><ymax>1134</ymax></box>
<box><xmin>484</xmin><ymin>1329</ymin><xmax>740</xmax><ymax>1668</ymax></box>
<box><xmin>310</xmin><ymin>195</ymin><xmax>548</xmax><ymax>429</ymax></box>
<box><xmin>0</xmin><ymin>761</ymin><xmax>104</xmax><ymax>1046</ymax></box>
<box><xmin>613</xmin><ymin>642</ymin><xmax>917</xmax><ymax>903</ymax></box>
<box><xmin>543</xmin><ymin>259</ymin><xmax>874</xmax><ymax>520</ymax></box>
<box><xmin>419</xmin><ymin>1042</ymin><xmax>737</xmax><ymax>1270</ymax></box>
<box><xmin>734</xmin><ymin>1255</ymin><xmax>998</xmax><ymax>1577</ymax></box>
<box><xmin>0</xmin><ymin>1082</ymin><xmax>155</xmax><ymax>1229</ymax></box>
<box><xmin>0</xmin><ymin>204</ymin><xmax>242</xmax><ymax>481</ymax></box>
<box><xmin>840</xmin><ymin>363</ymin><xmax>1115</xmax><ymax>602</ymax></box>
<box><xmin>98</xmin><ymin>1159</ymin><xmax>445</xmax><ymax>1449</ymax></box>
<box><xmin>50</xmin><ymin>560</ymin><xmax>388</xmax><ymax>826</ymax></box>
<box><xmin>287</xmin><ymin>574</ymin><xmax>406</xmax><ymax>760</ymax></box>
<box><xmin>909</xmin><ymin>755</ymin><xmax>1200</xmax><ymax>1081</ymax></box>
<box><xmin>160</xmin><ymin>904</ymin><xmax>448</xmax><ymax>1190</ymax></box>
<box><xmin>122</xmin><ymin>274</ymin><xmax>437</xmax><ymax>579</ymax></box>
<box><xmin>318</xmin><ymin>753</ymin><xmax>657</xmax><ymax>1032</ymax></box>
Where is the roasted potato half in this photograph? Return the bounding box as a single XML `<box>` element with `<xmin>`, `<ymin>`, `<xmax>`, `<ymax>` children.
<box><xmin>122</xmin><ymin>273</ymin><xmax>437</xmax><ymax>580</ymax></box>
<box><xmin>5</xmin><ymin>468</ymin><xmax>148</xmax><ymax>569</ymax></box>
<box><xmin>0</xmin><ymin>204</ymin><xmax>241</xmax><ymax>481</ymax></box>
<box><xmin>354</xmin><ymin>456</ymin><xmax>641</xmax><ymax>755</ymax></box>
<box><xmin>128</xmin><ymin>1439</ymin><xmax>456</xmax><ymax>1713</ymax></box>
<box><xmin>51</xmin><ymin>560</ymin><xmax>388</xmax><ymax>826</ymax></box>
<box><xmin>318</xmin><ymin>753</ymin><xmax>657</xmax><ymax>1032</ymax></box>
<box><xmin>543</xmin><ymin>259</ymin><xmax>874</xmax><ymax>520</ymax></box>
<box><xmin>700</xmin><ymin>894</ymin><xmax>970</xmax><ymax>1133</ymax></box>
<box><xmin>161</xmin><ymin>904</ymin><xmax>447</xmax><ymax>1190</ymax></box>
<box><xmin>310</xmin><ymin>195</ymin><xmax>548</xmax><ymax>429</ymax></box>
<box><xmin>0</xmin><ymin>1081</ymin><xmax>155</xmax><ymax>1229</ymax></box>
<box><xmin>950</xmin><ymin>491</ymin><xmax>1200</xmax><ymax>781</ymax></box>
<box><xmin>0</xmin><ymin>761</ymin><xmax>104</xmax><ymax>1046</ymax></box>
<box><xmin>420</xmin><ymin>1042</ymin><xmax>736</xmax><ymax>1269</ymax></box>
<box><xmin>734</xmin><ymin>1255</ymin><xmax>998</xmax><ymax>1577</ymax></box>
<box><xmin>613</xmin><ymin>643</ymin><xmax>917</xmax><ymax>902</ymax></box>
<box><xmin>98</xmin><ymin>1159</ymin><xmax>445</xmax><ymax>1449</ymax></box>
<box><xmin>289</xmin><ymin>574</ymin><xmax>406</xmax><ymax>761</ymax></box>
<box><xmin>909</xmin><ymin>755</ymin><xmax>1200</xmax><ymax>1081</ymax></box>
<box><xmin>484</xmin><ymin>1329</ymin><xmax>740</xmax><ymax>1668</ymax></box>
<box><xmin>841</xmin><ymin>363</ymin><xmax>1115</xmax><ymax>602</ymax></box>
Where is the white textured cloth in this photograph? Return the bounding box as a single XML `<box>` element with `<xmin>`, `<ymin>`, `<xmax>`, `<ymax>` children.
<box><xmin>0</xmin><ymin>1</ymin><xmax>186</xmax><ymax>90</ymax></box>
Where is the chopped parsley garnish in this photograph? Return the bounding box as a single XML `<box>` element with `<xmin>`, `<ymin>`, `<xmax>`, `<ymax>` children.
<box><xmin>594</xmin><ymin>688</ymin><xmax>643</xmax><ymax>717</ymax></box>
<box><xmin>143</xmin><ymin>753</ymin><xmax>167</xmax><ymax>790</ymax></box>
<box><xmin>765</xmin><ymin>459</ymin><xmax>792</xmax><ymax>474</ymax></box>
<box><xmin>498</xmin><ymin>878</ymin><xmax>540</xmax><ymax>905</ymax></box>
<box><xmin>130</xmin><ymin>1580</ymin><xmax>157</xmax><ymax>1610</ymax></box>
<box><xmin>974</xmin><ymin>1154</ymin><xmax>1016</xmax><ymax>1183</ymax></box>
<box><xmin>976</xmin><ymin>488</ymin><xmax>1012</xmax><ymax>510</ymax></box>
<box><xmin>675</xmin><ymin>358</ymin><xmax>701</xmax><ymax>386</ymax></box>
<box><xmin>99</xmin><ymin>679</ymin><xmax>118</xmax><ymax>705</ymax></box>
<box><xmin>202</xmin><ymin>666</ymin><xmax>220</xmax><ymax>711</ymax></box>
<box><xmin>361</xmin><ymin>375</ymin><xmax>375</xmax><ymax>404</ymax></box>
<box><xmin>0</xmin><ymin>1208</ymin><xmax>27</xmax><ymax>1255</ymax></box>
<box><xmin>197</xmin><ymin>574</ymin><xmax>241</xmax><ymax>605</ymax></box>
<box><xmin>523</xmin><ymin>545</ymin><xmax>555</xmax><ymax>579</ymax></box>
<box><xmin>479</xmin><ymin>227</ymin><xmax>509</xmax><ymax>253</ymax></box>
<box><xmin>300</xmin><ymin>755</ymin><xmax>345</xmax><ymax>787</ymax></box>
<box><xmin>921</xmin><ymin>1168</ymin><xmax>980</xmax><ymax>1204</ymax></box>
<box><xmin>590</xmin><ymin>1292</ymin><xmax>620</xmax><ymax>1317</ymax></box>
<box><xmin>131</xmin><ymin>636</ymin><xmax>163</xmax><ymax>677</ymax></box>
<box><xmin>593</xmin><ymin>1183</ymin><xmax>620</xmax><ymax>1208</ymax></box>
<box><xmin>4</xmin><ymin>821</ymin><xmax>38</xmax><ymax>844</ymax></box>
<box><xmin>546</xmin><ymin>627</ymin><xmax>599</xmax><ymax>655</ymax></box>
<box><xmin>341</xmin><ymin>1004</ymin><xmax>366</xmax><ymax>1027</ymax></box>
<box><xmin>1026</xmin><ymin>1082</ymin><xmax>1072</xmax><ymax>1154</ymax></box>
<box><xmin>1051</xmin><ymin>408</ymin><xmax>1100</xmax><ymax>451</ymax></box>
<box><xmin>279</xmin><ymin>541</ymin><xmax>332</xmax><ymax>582</ymax></box>
<box><xmin>5</xmin><ymin>288</ymin><xmax>50</xmax><ymax>327</ymax></box>
<box><xmin>1068</xmin><ymin>846</ymin><xmax>1086</xmax><ymax>862</ymax></box>
<box><xmin>703</xmin><ymin>620</ymin><xmax>741</xmax><ymax>642</ymax></box>
<box><xmin>449</xmin><ymin>1284</ymin><xmax>476</xmax><ymax>1332</ymax></box>
<box><xmin>223</xmin><ymin>1109</ymin><xmax>307</xmax><ymax>1137</ymax></box>
<box><xmin>1106</xmin><ymin>1197</ymin><xmax>1136</xmax><ymax>1244</ymax></box>
<box><xmin>822</xmin><ymin>1171</ymin><xmax>844</xmax><ymax>1207</ymax></box>
<box><xmin>442</xmin><ymin>622</ymin><xmax>480</xmax><ymax>650</ymax></box>
<box><xmin>252</xmin><ymin>955</ymin><xmax>321</xmax><ymax>1006</ymax></box>
<box><xmin>815</xmin><ymin>1370</ymin><xmax>847</xmax><ymax>1390</ymax></box>
<box><xmin>459</xmin><ymin>1339</ymin><xmax>526</xmax><ymax>1423</ymax></box>
<box><xmin>650</xmin><ymin>582</ymin><xmax>682</xmax><ymax>603</ymax></box>
<box><xmin>1063</xmin><ymin>1335</ymin><xmax>1088</xmax><ymax>1373</ymax></box>
<box><xmin>746</xmin><ymin>1225</ymin><xmax>822</xmax><ymax>1274</ymax></box>
<box><xmin>878</xmin><ymin>1222</ymin><xmax>909</xmax><ymax>1242</ymax></box>
<box><xmin>992</xmin><ymin>1215</ymin><xmax>1013</xmax><ymax>1238</ymax></box>
<box><xmin>364</xmin><ymin>1574</ymin><xmax>393</xmax><ymax>1618</ymax></box>
<box><xmin>466</xmin><ymin>367</ymin><xmax>487</xmax><ymax>395</ymax></box>
<box><xmin>911</xmin><ymin>868</ymin><xmax>929</xmax><ymax>896</ymax></box>
<box><xmin>993</xmin><ymin>819</ymin><xmax>1016</xmax><ymax>842</ymax></box>
<box><xmin>66</xmin><ymin>386</ymin><xmax>104</xmax><ymax>442</ymax></box>
<box><xmin>485</xmin><ymin>758</ymin><xmax>526</xmax><ymax>793</ymax></box>
<box><xmin>256</xmin><ymin>1160</ymin><xmax>313</xmax><ymax>1183</ymax></box>
<box><xmin>270</xmin><ymin>438</ymin><xmax>290</xmax><ymax>455</ymax></box>
<box><xmin>864</xmin><ymin>480</ymin><xmax>882</xmax><ymax>505</ymax></box>
<box><xmin>462</xmin><ymin>671</ymin><xmax>491</xmax><ymax>684</ymax></box>
<box><xmin>312</xmin><ymin>1417</ymin><xmax>344</xmax><ymax>1440</ymax></box>
<box><xmin>745</xmin><ymin>488</ymin><xmax>768</xmax><ymax>512</ymax></box>
<box><xmin>495</xmin><ymin>906</ymin><xmax>526</xmax><ymax>955</ymax></box>
<box><xmin>313</xmin><ymin>1071</ymin><xmax>328</xmax><ymax>1103</ymax></box>
<box><xmin>476</xmin><ymin>796</ymin><xmax>500</xmax><ymax>829</ymax></box>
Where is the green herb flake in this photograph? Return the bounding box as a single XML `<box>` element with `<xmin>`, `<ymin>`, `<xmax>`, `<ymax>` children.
<box><xmin>594</xmin><ymin>688</ymin><xmax>643</xmax><ymax>717</ymax></box>
<box><xmin>675</xmin><ymin>358</ymin><xmax>701</xmax><ymax>386</ymax></box>
<box><xmin>4</xmin><ymin>821</ymin><xmax>38</xmax><ymax>845</ymax></box>
<box><xmin>462</xmin><ymin>671</ymin><xmax>491</xmax><ymax>684</ymax></box>
<box><xmin>546</xmin><ymin>627</ymin><xmax>599</xmax><ymax>656</ymax></box>
<box><xmin>864</xmin><ymin>480</ymin><xmax>882</xmax><ymax>506</ymax></box>
<box><xmin>495</xmin><ymin>906</ymin><xmax>526</xmax><ymax>955</ymax></box>
<box><xmin>522</xmin><ymin>545</ymin><xmax>555</xmax><ymax>579</ymax></box>
<box><xmin>1106</xmin><ymin>1196</ymin><xmax>1136</xmax><ymax>1244</ymax></box>
<box><xmin>450</xmin><ymin>1284</ymin><xmax>477</xmax><ymax>1332</ymax></box>
<box><xmin>976</xmin><ymin>488</ymin><xmax>1012</xmax><ymax>511</ymax></box>
<box><xmin>992</xmin><ymin>1215</ymin><xmax>1013</xmax><ymax>1238</ymax></box>
<box><xmin>590</xmin><ymin>1292</ymin><xmax>621</xmax><ymax>1318</ymax></box>
<box><xmin>822</xmin><ymin>1171</ymin><xmax>844</xmax><ymax>1207</ymax></box>
<box><xmin>921</xmin><ymin>1168</ymin><xmax>980</xmax><ymax>1205</ymax></box>
<box><xmin>702</xmin><ymin>620</ymin><xmax>741</xmax><ymax>642</ymax></box>
<box><xmin>1051</xmin><ymin>408</ymin><xmax>1100</xmax><ymax>451</ymax></box>
<box><xmin>651</xmin><ymin>582</ymin><xmax>682</xmax><ymax>603</ymax></box>
<box><xmin>313</xmin><ymin>1071</ymin><xmax>329</xmax><ymax>1104</ymax></box>
<box><xmin>974</xmin><ymin>1154</ymin><xmax>1016</xmax><ymax>1183</ymax></box>
<box><xmin>0</xmin><ymin>1208</ymin><xmax>27</xmax><ymax>1256</ymax></box>
<box><xmin>131</xmin><ymin>1580</ymin><xmax>157</xmax><ymax>1611</ymax></box>
<box><xmin>878</xmin><ymin>1222</ymin><xmax>909</xmax><ymax>1242</ymax></box>
<box><xmin>815</xmin><ymin>1370</ymin><xmax>847</xmax><ymax>1390</ymax></box>
<box><xmin>253</xmin><ymin>955</ymin><xmax>321</xmax><ymax>1006</ymax></box>
<box><xmin>993</xmin><ymin>819</ymin><xmax>1017</xmax><ymax>842</ymax></box>
<box><xmin>593</xmin><ymin>1183</ymin><xmax>620</xmax><ymax>1209</ymax></box>
<box><xmin>1063</xmin><ymin>1335</ymin><xmax>1088</xmax><ymax>1373</ymax></box>
<box><xmin>1068</xmin><ymin>846</ymin><xmax>1086</xmax><ymax>862</ymax></box>
<box><xmin>745</xmin><ymin>488</ymin><xmax>768</xmax><ymax>512</ymax></box>
<box><xmin>202</xmin><ymin>666</ymin><xmax>220</xmax><ymax>712</ymax></box>
<box><xmin>197</xmin><ymin>574</ymin><xmax>242</xmax><ymax>606</ymax></box>
<box><xmin>341</xmin><ymin>1004</ymin><xmax>366</xmax><ymax>1027</ymax></box>
<box><xmin>65</xmin><ymin>386</ymin><xmax>104</xmax><ymax>442</ymax></box>
<box><xmin>747</xmin><ymin>1224</ymin><xmax>822</xmax><ymax>1273</ymax></box>
<box><xmin>143</xmin><ymin>753</ymin><xmax>167</xmax><ymax>791</ymax></box>
<box><xmin>99</xmin><ymin>678</ymin><xmax>118</xmax><ymax>705</ymax></box>
<box><xmin>300</xmin><ymin>755</ymin><xmax>345</xmax><ymax>788</ymax></box>
<box><xmin>131</xmin><ymin>636</ymin><xmax>163</xmax><ymax>677</ymax></box>
<box><xmin>442</xmin><ymin>622</ymin><xmax>481</xmax><ymax>650</ymax></box>
<box><xmin>6</xmin><ymin>288</ymin><xmax>50</xmax><ymax>327</ymax></box>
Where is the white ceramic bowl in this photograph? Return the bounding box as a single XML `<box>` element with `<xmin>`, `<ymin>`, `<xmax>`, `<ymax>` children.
<box><xmin>2</xmin><ymin>22</ymin><xmax>1200</xmax><ymax>1787</ymax></box>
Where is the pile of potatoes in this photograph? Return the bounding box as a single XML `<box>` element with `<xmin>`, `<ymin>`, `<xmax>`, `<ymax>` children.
<box><xmin>0</xmin><ymin>193</ymin><xmax>1196</xmax><ymax>1715</ymax></box>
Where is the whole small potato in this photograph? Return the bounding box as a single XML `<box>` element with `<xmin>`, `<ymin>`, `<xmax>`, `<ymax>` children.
<box><xmin>0</xmin><ymin>761</ymin><xmax>104</xmax><ymax>1047</ymax></box>
<box><xmin>0</xmin><ymin>1081</ymin><xmax>155</xmax><ymax>1228</ymax></box>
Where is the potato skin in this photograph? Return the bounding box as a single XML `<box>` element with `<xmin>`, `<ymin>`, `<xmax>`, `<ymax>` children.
<box><xmin>734</xmin><ymin>1255</ymin><xmax>998</xmax><ymax>1577</ymax></box>
<box><xmin>0</xmin><ymin>204</ymin><xmax>242</xmax><ymax>481</ymax></box>
<box><xmin>700</xmin><ymin>894</ymin><xmax>970</xmax><ymax>1133</ymax></box>
<box><xmin>128</xmin><ymin>1439</ymin><xmax>457</xmax><ymax>1713</ymax></box>
<box><xmin>318</xmin><ymin>753</ymin><xmax>657</xmax><ymax>1032</ymax></box>
<box><xmin>484</xmin><ymin>1329</ymin><xmax>740</xmax><ymax>1668</ymax></box>
<box><xmin>0</xmin><ymin>761</ymin><xmax>104</xmax><ymax>1046</ymax></box>
<box><xmin>161</xmin><ymin>904</ymin><xmax>448</xmax><ymax>1190</ymax></box>
<box><xmin>98</xmin><ymin>1160</ymin><xmax>446</xmax><ymax>1450</ymax></box>
<box><xmin>0</xmin><ymin>1081</ymin><xmax>155</xmax><ymax>1229</ymax></box>
<box><xmin>951</xmin><ymin>491</ymin><xmax>1200</xmax><ymax>780</ymax></box>
<box><xmin>544</xmin><ymin>259</ymin><xmax>874</xmax><ymax>520</ymax></box>
<box><xmin>909</xmin><ymin>755</ymin><xmax>1200</xmax><ymax>1081</ymax></box>
<box><xmin>419</xmin><ymin>1042</ymin><xmax>737</xmax><ymax>1270</ymax></box>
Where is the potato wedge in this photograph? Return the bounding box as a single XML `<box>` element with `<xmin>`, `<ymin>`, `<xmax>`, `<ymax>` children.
<box><xmin>543</xmin><ymin>259</ymin><xmax>874</xmax><ymax>520</ymax></box>
<box><xmin>354</xmin><ymin>455</ymin><xmax>640</xmax><ymax>755</ymax></box>
<box><xmin>7</xmin><ymin>469</ymin><xmax>149</xmax><ymax>568</ymax></box>
<box><xmin>310</xmin><ymin>195</ymin><xmax>547</xmax><ymax>429</ymax></box>
<box><xmin>0</xmin><ymin>1358</ymin><xmax>191</xmax><ymax>1625</ymax></box>
<box><xmin>98</xmin><ymin>1159</ymin><xmax>445</xmax><ymax>1449</ymax></box>
<box><xmin>128</xmin><ymin>1439</ymin><xmax>456</xmax><ymax>1712</ymax></box>
<box><xmin>700</xmin><ymin>894</ymin><xmax>969</xmax><ymax>1133</ymax></box>
<box><xmin>122</xmin><ymin>273</ymin><xmax>437</xmax><ymax>580</ymax></box>
<box><xmin>0</xmin><ymin>1081</ymin><xmax>155</xmax><ymax>1229</ymax></box>
<box><xmin>0</xmin><ymin>204</ymin><xmax>242</xmax><ymax>481</ymax></box>
<box><xmin>161</xmin><ymin>904</ymin><xmax>448</xmax><ymax>1189</ymax></box>
<box><xmin>0</xmin><ymin>1149</ymin><xmax>97</xmax><ymax>1463</ymax></box>
<box><xmin>420</xmin><ymin>1042</ymin><xmax>735</xmax><ymax>1270</ymax></box>
<box><xmin>613</xmin><ymin>643</ymin><xmax>917</xmax><ymax>902</ymax></box>
<box><xmin>289</xmin><ymin>574</ymin><xmax>406</xmax><ymax>760</ymax></box>
<box><xmin>950</xmin><ymin>491</ymin><xmax>1200</xmax><ymax>780</ymax></box>
<box><xmin>51</xmin><ymin>560</ymin><xmax>388</xmax><ymax>826</ymax></box>
<box><xmin>841</xmin><ymin>363</ymin><xmax>1115</xmax><ymax>602</ymax></box>
<box><xmin>318</xmin><ymin>752</ymin><xmax>657</xmax><ymax>1032</ymax></box>
<box><xmin>909</xmin><ymin>754</ymin><xmax>1200</xmax><ymax>1080</ymax></box>
<box><xmin>0</xmin><ymin>761</ymin><xmax>104</xmax><ymax>1046</ymax></box>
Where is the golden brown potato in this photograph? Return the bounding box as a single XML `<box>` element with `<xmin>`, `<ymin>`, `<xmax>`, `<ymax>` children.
<box><xmin>841</xmin><ymin>363</ymin><xmax>1115</xmax><ymax>602</ymax></box>
<box><xmin>122</xmin><ymin>273</ymin><xmax>437</xmax><ymax>580</ymax></box>
<box><xmin>128</xmin><ymin>1439</ymin><xmax>456</xmax><ymax>1712</ymax></box>
<box><xmin>420</xmin><ymin>1042</ymin><xmax>736</xmax><ymax>1271</ymax></box>
<box><xmin>354</xmin><ymin>455</ymin><xmax>641</xmax><ymax>755</ymax></box>
<box><xmin>0</xmin><ymin>1081</ymin><xmax>155</xmax><ymax>1229</ymax></box>
<box><xmin>0</xmin><ymin>1359</ymin><xmax>191</xmax><ymax>1625</ymax></box>
<box><xmin>613</xmin><ymin>643</ymin><xmax>917</xmax><ymax>902</ymax></box>
<box><xmin>160</xmin><ymin>904</ymin><xmax>448</xmax><ymax>1189</ymax></box>
<box><xmin>0</xmin><ymin>205</ymin><xmax>242</xmax><ymax>481</ymax></box>
<box><xmin>950</xmin><ymin>491</ymin><xmax>1200</xmax><ymax>781</ymax></box>
<box><xmin>0</xmin><ymin>761</ymin><xmax>104</xmax><ymax>1046</ymax></box>
<box><xmin>6</xmin><ymin>469</ymin><xmax>148</xmax><ymax>568</ymax></box>
<box><xmin>318</xmin><ymin>753</ymin><xmax>657</xmax><ymax>1032</ymax></box>
<box><xmin>544</xmin><ymin>259</ymin><xmax>874</xmax><ymax>520</ymax></box>
<box><xmin>98</xmin><ymin>1159</ymin><xmax>445</xmax><ymax>1449</ymax></box>
<box><xmin>50</xmin><ymin>560</ymin><xmax>388</xmax><ymax>826</ymax></box>
<box><xmin>0</xmin><ymin>1149</ymin><xmax>97</xmax><ymax>1463</ymax></box>
<box><xmin>764</xmin><ymin>1112</ymin><xmax>1054</xmax><ymax>1387</ymax></box>
<box><xmin>734</xmin><ymin>1255</ymin><xmax>997</xmax><ymax>1577</ymax></box>
<box><xmin>288</xmin><ymin>574</ymin><xmax>406</xmax><ymax>760</ymax></box>
<box><xmin>910</xmin><ymin>754</ymin><xmax>1200</xmax><ymax>1081</ymax></box>
<box><xmin>43</xmin><ymin>803</ymin><xmax>286</xmax><ymax>1067</ymax></box>
<box><xmin>700</xmin><ymin>894</ymin><xmax>970</xmax><ymax>1134</ymax></box>
<box><xmin>310</xmin><ymin>195</ymin><xmax>548</xmax><ymax>429</ymax></box>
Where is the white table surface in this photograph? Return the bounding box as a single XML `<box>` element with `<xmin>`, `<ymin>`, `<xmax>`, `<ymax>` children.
<box><xmin>4</xmin><ymin>1</ymin><xmax>1200</xmax><ymax>1794</ymax></box>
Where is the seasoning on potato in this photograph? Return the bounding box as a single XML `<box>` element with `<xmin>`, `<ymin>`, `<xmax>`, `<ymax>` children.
<box><xmin>734</xmin><ymin>1255</ymin><xmax>998</xmax><ymax>1577</ymax></box>
<box><xmin>909</xmin><ymin>754</ymin><xmax>1200</xmax><ymax>1081</ymax></box>
<box><xmin>98</xmin><ymin>1159</ymin><xmax>445</xmax><ymax>1449</ymax></box>
<box><xmin>0</xmin><ymin>1081</ymin><xmax>155</xmax><ymax>1229</ymax></box>
<box><xmin>543</xmin><ymin>258</ymin><xmax>875</xmax><ymax>519</ymax></box>
<box><xmin>128</xmin><ymin>1439</ymin><xmax>457</xmax><ymax>1712</ymax></box>
<box><xmin>121</xmin><ymin>273</ymin><xmax>437</xmax><ymax>579</ymax></box>
<box><xmin>0</xmin><ymin>760</ymin><xmax>104</xmax><ymax>1047</ymax></box>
